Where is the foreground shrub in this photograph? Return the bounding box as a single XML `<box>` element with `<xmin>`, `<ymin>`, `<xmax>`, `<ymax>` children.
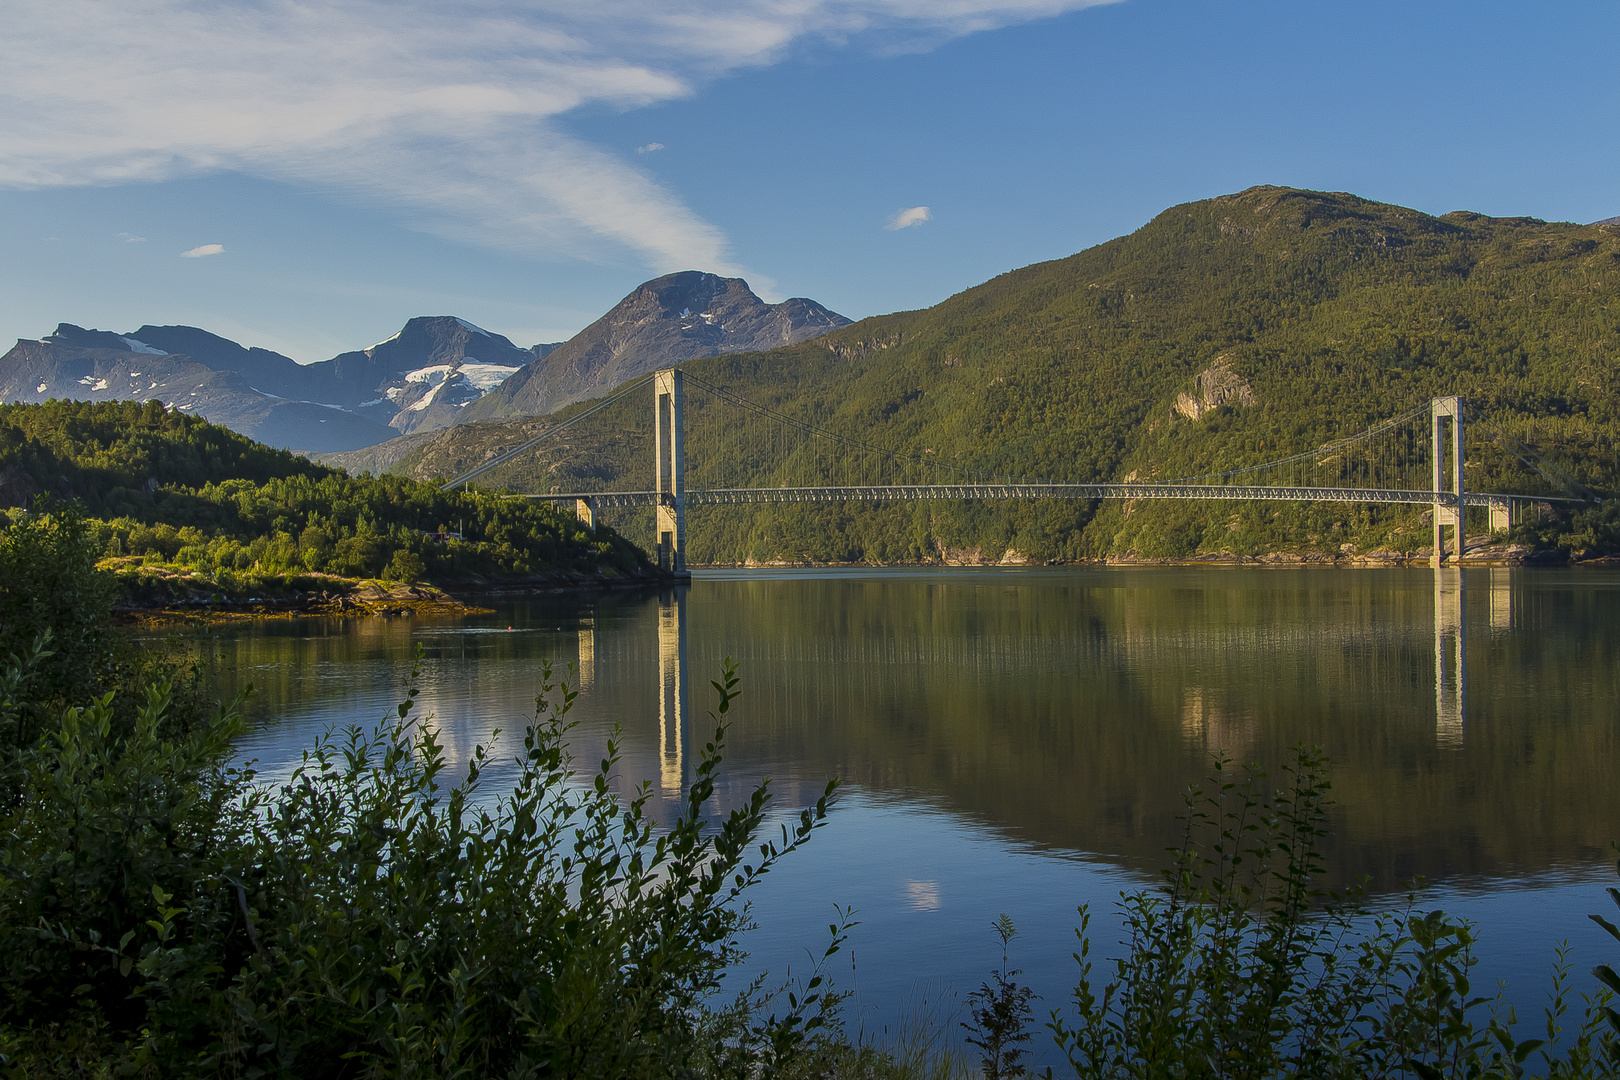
<box><xmin>0</xmin><ymin>501</ymin><xmax>116</xmax><ymax>716</ymax></box>
<box><xmin>0</xmin><ymin>648</ymin><xmax>839</xmax><ymax>1078</ymax></box>
<box><xmin>1047</xmin><ymin>748</ymin><xmax>1617</xmax><ymax>1080</ymax></box>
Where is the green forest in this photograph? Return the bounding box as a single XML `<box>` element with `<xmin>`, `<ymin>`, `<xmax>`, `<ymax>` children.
<box><xmin>0</xmin><ymin>399</ymin><xmax>649</xmax><ymax>602</ymax></box>
<box><xmin>386</xmin><ymin>187</ymin><xmax>1620</xmax><ymax>565</ymax></box>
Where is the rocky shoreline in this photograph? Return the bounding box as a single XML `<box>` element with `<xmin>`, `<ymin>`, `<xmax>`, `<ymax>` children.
<box><xmin>701</xmin><ymin>536</ymin><xmax>1604</xmax><ymax>571</ymax></box>
<box><xmin>115</xmin><ymin>566</ymin><xmax>684</xmax><ymax>626</ymax></box>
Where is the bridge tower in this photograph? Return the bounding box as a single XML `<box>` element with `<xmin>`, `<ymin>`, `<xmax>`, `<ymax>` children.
<box><xmin>654</xmin><ymin>369</ymin><xmax>687</xmax><ymax>573</ymax></box>
<box><xmin>1431</xmin><ymin>396</ymin><xmax>1464</xmax><ymax>566</ymax></box>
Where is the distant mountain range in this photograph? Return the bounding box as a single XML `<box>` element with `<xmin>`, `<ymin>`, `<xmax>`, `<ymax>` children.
<box><xmin>0</xmin><ymin>272</ymin><xmax>847</xmax><ymax>452</ymax></box>
<box><xmin>0</xmin><ymin>317</ymin><xmax>545</xmax><ymax>451</ymax></box>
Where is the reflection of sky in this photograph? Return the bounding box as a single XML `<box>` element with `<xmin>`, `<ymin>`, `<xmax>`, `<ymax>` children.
<box><xmin>737</xmin><ymin>792</ymin><xmax>1616</xmax><ymax>1070</ymax></box>
<box><xmin>732</xmin><ymin>791</ymin><xmax>1141</xmax><ymax>1070</ymax></box>
<box><xmin>197</xmin><ymin>567</ymin><xmax>1620</xmax><ymax>1065</ymax></box>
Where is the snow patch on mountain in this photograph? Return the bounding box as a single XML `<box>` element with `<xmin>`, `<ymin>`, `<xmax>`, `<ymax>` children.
<box><xmin>119</xmin><ymin>337</ymin><xmax>167</xmax><ymax>355</ymax></box>
<box><xmin>404</xmin><ymin>364</ymin><xmax>454</xmax><ymax>384</ymax></box>
<box><xmin>459</xmin><ymin>363</ymin><xmax>521</xmax><ymax>391</ymax></box>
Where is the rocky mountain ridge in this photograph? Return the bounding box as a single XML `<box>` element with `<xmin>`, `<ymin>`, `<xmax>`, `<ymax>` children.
<box><xmin>0</xmin><ymin>317</ymin><xmax>554</xmax><ymax>451</ymax></box>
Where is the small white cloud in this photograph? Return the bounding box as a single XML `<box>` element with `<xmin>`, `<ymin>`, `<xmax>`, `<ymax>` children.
<box><xmin>116</xmin><ymin>231</ymin><xmax>145</xmax><ymax>242</ymax></box>
<box><xmin>885</xmin><ymin>205</ymin><xmax>931</xmax><ymax>231</ymax></box>
<box><xmin>635</xmin><ymin>142</ymin><xmax>665</xmax><ymax>154</ymax></box>
<box><xmin>181</xmin><ymin>243</ymin><xmax>224</xmax><ymax>258</ymax></box>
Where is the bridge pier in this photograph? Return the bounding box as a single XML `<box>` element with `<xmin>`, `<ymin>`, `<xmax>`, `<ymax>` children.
<box><xmin>654</xmin><ymin>369</ymin><xmax>688</xmax><ymax>574</ymax></box>
<box><xmin>1432</xmin><ymin>397</ymin><xmax>1464</xmax><ymax>566</ymax></box>
<box><xmin>1488</xmin><ymin>496</ymin><xmax>1511</xmax><ymax>534</ymax></box>
<box><xmin>574</xmin><ymin>496</ymin><xmax>595</xmax><ymax>531</ymax></box>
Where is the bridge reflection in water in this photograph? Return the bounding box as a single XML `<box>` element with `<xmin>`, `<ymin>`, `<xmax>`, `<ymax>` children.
<box><xmin>202</xmin><ymin>565</ymin><xmax>1617</xmax><ymax>900</ymax></box>
<box><xmin>1436</xmin><ymin>570</ymin><xmax>1466</xmax><ymax>748</ymax></box>
<box><xmin>577</xmin><ymin>597</ymin><xmax>691</xmax><ymax>791</ymax></box>
<box><xmin>591</xmin><ymin>567</ymin><xmax>1502</xmax><ymax>795</ymax></box>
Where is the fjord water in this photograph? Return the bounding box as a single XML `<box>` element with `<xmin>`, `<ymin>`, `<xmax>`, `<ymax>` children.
<box><xmin>211</xmin><ymin>567</ymin><xmax>1620</xmax><ymax>1041</ymax></box>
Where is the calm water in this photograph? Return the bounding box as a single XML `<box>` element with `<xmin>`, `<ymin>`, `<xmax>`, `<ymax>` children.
<box><xmin>204</xmin><ymin>566</ymin><xmax>1620</xmax><ymax>1054</ymax></box>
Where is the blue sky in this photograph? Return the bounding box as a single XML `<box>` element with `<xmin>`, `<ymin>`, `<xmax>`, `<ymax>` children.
<box><xmin>2</xmin><ymin>0</ymin><xmax>1616</xmax><ymax>362</ymax></box>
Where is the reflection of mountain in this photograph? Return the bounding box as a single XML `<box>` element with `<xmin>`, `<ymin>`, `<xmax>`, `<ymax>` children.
<box><xmin>206</xmin><ymin>568</ymin><xmax>1620</xmax><ymax>896</ymax></box>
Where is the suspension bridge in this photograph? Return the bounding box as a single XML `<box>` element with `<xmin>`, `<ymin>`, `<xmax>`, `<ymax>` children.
<box><xmin>443</xmin><ymin>368</ymin><xmax>1596</xmax><ymax>571</ymax></box>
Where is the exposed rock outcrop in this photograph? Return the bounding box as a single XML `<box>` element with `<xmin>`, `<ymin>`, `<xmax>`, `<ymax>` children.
<box><xmin>1174</xmin><ymin>357</ymin><xmax>1257</xmax><ymax>420</ymax></box>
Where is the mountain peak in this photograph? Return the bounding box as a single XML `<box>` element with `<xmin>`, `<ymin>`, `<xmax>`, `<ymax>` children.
<box><xmin>44</xmin><ymin>324</ymin><xmax>169</xmax><ymax>355</ymax></box>
<box><xmin>362</xmin><ymin>316</ymin><xmax>522</xmax><ymax>364</ymax></box>
<box><xmin>459</xmin><ymin>271</ymin><xmax>851</xmax><ymax>422</ymax></box>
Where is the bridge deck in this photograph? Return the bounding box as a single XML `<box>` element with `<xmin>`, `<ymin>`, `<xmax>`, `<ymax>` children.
<box><xmin>523</xmin><ymin>484</ymin><xmax>1561</xmax><ymax>508</ymax></box>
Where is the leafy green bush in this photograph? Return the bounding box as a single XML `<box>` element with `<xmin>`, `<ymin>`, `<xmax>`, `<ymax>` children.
<box><xmin>1047</xmin><ymin>748</ymin><xmax>1616</xmax><ymax>1080</ymax></box>
<box><xmin>0</xmin><ymin>649</ymin><xmax>841</xmax><ymax>1078</ymax></box>
<box><xmin>963</xmin><ymin>915</ymin><xmax>1037</xmax><ymax>1080</ymax></box>
<box><xmin>0</xmin><ymin>501</ymin><xmax>115</xmax><ymax>714</ymax></box>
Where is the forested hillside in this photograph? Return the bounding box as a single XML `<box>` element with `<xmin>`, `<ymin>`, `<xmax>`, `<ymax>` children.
<box><xmin>0</xmin><ymin>399</ymin><xmax>648</xmax><ymax>601</ymax></box>
<box><xmin>370</xmin><ymin>186</ymin><xmax>1620</xmax><ymax>564</ymax></box>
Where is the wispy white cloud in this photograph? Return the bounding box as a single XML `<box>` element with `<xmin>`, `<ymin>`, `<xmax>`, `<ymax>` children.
<box><xmin>181</xmin><ymin>243</ymin><xmax>225</xmax><ymax>258</ymax></box>
<box><xmin>636</xmin><ymin>142</ymin><xmax>666</xmax><ymax>154</ymax></box>
<box><xmin>886</xmin><ymin>205</ymin><xmax>932</xmax><ymax>230</ymax></box>
<box><xmin>0</xmin><ymin>0</ymin><xmax>1118</xmax><ymax>275</ymax></box>
<box><xmin>116</xmin><ymin>231</ymin><xmax>146</xmax><ymax>243</ymax></box>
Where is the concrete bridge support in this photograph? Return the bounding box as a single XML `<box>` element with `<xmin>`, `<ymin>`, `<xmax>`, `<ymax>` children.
<box><xmin>654</xmin><ymin>369</ymin><xmax>687</xmax><ymax>573</ymax></box>
<box><xmin>1432</xmin><ymin>397</ymin><xmax>1464</xmax><ymax>566</ymax></box>
<box><xmin>1488</xmin><ymin>496</ymin><xmax>1511</xmax><ymax>534</ymax></box>
<box><xmin>574</xmin><ymin>497</ymin><xmax>595</xmax><ymax>531</ymax></box>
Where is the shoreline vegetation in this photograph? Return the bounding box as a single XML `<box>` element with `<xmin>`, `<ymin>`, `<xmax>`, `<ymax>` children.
<box><xmin>106</xmin><ymin>564</ymin><xmax>678</xmax><ymax>626</ymax></box>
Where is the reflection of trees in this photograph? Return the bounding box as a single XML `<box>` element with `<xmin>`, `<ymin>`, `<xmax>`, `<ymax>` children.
<box><xmin>206</xmin><ymin>569</ymin><xmax>1620</xmax><ymax>896</ymax></box>
<box><xmin>638</xmin><ymin>570</ymin><xmax>1619</xmax><ymax>892</ymax></box>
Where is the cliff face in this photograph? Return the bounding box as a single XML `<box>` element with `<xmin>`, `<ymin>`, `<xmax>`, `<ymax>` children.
<box><xmin>460</xmin><ymin>271</ymin><xmax>850</xmax><ymax>421</ymax></box>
